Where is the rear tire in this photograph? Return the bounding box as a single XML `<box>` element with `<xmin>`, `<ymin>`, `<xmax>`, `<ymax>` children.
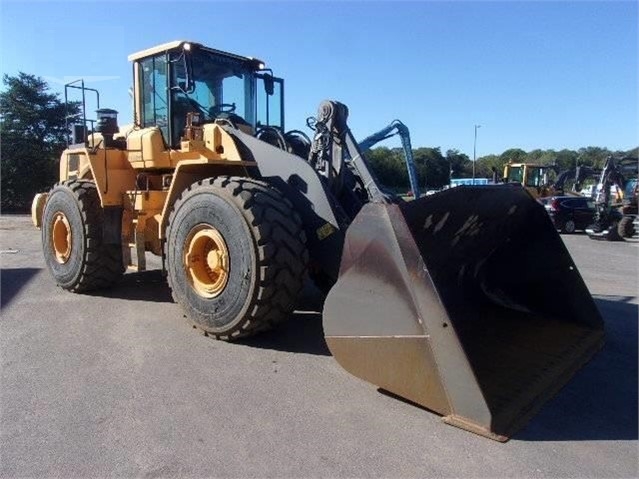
<box><xmin>165</xmin><ymin>176</ymin><xmax>308</xmax><ymax>340</ymax></box>
<box><xmin>561</xmin><ymin>219</ymin><xmax>576</xmax><ymax>234</ymax></box>
<box><xmin>617</xmin><ymin>216</ymin><xmax>635</xmax><ymax>238</ymax></box>
<box><xmin>606</xmin><ymin>220</ymin><xmax>622</xmax><ymax>241</ymax></box>
<box><xmin>41</xmin><ymin>180</ymin><xmax>124</xmax><ymax>292</ymax></box>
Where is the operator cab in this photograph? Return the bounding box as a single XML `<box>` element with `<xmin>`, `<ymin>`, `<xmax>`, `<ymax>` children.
<box><xmin>128</xmin><ymin>40</ymin><xmax>284</xmax><ymax>148</ymax></box>
<box><xmin>504</xmin><ymin>163</ymin><xmax>549</xmax><ymax>188</ymax></box>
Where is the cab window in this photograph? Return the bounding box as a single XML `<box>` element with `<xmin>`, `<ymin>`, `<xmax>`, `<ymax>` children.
<box><xmin>525</xmin><ymin>167</ymin><xmax>544</xmax><ymax>187</ymax></box>
<box><xmin>256</xmin><ymin>75</ymin><xmax>284</xmax><ymax>129</ymax></box>
<box><xmin>139</xmin><ymin>55</ymin><xmax>169</xmax><ymax>142</ymax></box>
<box><xmin>507</xmin><ymin>166</ymin><xmax>523</xmax><ymax>183</ymax></box>
<box><xmin>168</xmin><ymin>48</ymin><xmax>256</xmax><ymax>146</ymax></box>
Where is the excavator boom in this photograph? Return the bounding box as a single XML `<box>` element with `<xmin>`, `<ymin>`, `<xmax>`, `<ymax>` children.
<box><xmin>358</xmin><ymin>120</ymin><xmax>420</xmax><ymax>198</ymax></box>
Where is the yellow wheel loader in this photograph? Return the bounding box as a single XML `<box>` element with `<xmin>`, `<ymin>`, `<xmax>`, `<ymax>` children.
<box><xmin>32</xmin><ymin>41</ymin><xmax>604</xmax><ymax>441</ymax></box>
<box><xmin>502</xmin><ymin>162</ymin><xmax>557</xmax><ymax>198</ymax></box>
<box><xmin>503</xmin><ymin>162</ymin><xmax>595</xmax><ymax>199</ymax></box>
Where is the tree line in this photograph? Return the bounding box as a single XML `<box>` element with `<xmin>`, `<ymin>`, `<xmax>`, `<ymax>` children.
<box><xmin>1</xmin><ymin>72</ymin><xmax>636</xmax><ymax>211</ymax></box>
<box><xmin>1</xmin><ymin>73</ymin><xmax>79</xmax><ymax>211</ymax></box>
<box><xmin>366</xmin><ymin>145</ymin><xmax>638</xmax><ymax>193</ymax></box>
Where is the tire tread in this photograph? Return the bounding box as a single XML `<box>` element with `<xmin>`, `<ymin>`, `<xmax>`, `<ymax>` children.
<box><xmin>166</xmin><ymin>176</ymin><xmax>308</xmax><ymax>340</ymax></box>
<box><xmin>49</xmin><ymin>180</ymin><xmax>124</xmax><ymax>292</ymax></box>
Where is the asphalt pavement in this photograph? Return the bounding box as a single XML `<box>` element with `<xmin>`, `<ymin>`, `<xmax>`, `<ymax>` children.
<box><xmin>1</xmin><ymin>214</ymin><xmax>637</xmax><ymax>478</ymax></box>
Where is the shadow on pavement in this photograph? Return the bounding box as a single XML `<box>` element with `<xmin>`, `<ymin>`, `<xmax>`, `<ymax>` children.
<box><xmin>0</xmin><ymin>268</ymin><xmax>42</xmax><ymax>308</ymax></box>
<box><xmin>88</xmin><ymin>272</ymin><xmax>331</xmax><ymax>355</ymax></box>
<box><xmin>239</xmin><ymin>282</ymin><xmax>330</xmax><ymax>356</ymax></box>
<box><xmin>86</xmin><ymin>269</ymin><xmax>173</xmax><ymax>303</ymax></box>
<box><xmin>239</xmin><ymin>311</ymin><xmax>330</xmax><ymax>356</ymax></box>
<box><xmin>517</xmin><ymin>296</ymin><xmax>638</xmax><ymax>441</ymax></box>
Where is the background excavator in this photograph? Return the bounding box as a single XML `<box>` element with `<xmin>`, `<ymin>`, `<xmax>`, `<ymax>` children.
<box><xmin>586</xmin><ymin>156</ymin><xmax>638</xmax><ymax>240</ymax></box>
<box><xmin>357</xmin><ymin>120</ymin><xmax>420</xmax><ymax>197</ymax></box>
<box><xmin>31</xmin><ymin>41</ymin><xmax>604</xmax><ymax>441</ymax></box>
<box><xmin>502</xmin><ymin>161</ymin><xmax>598</xmax><ymax>198</ymax></box>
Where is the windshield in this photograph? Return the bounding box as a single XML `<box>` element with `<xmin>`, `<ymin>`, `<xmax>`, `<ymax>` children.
<box><xmin>525</xmin><ymin>167</ymin><xmax>545</xmax><ymax>187</ymax></box>
<box><xmin>169</xmin><ymin>48</ymin><xmax>256</xmax><ymax>143</ymax></box>
<box><xmin>507</xmin><ymin>166</ymin><xmax>523</xmax><ymax>183</ymax></box>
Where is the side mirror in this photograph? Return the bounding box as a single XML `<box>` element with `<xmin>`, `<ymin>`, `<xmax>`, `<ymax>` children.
<box><xmin>183</xmin><ymin>55</ymin><xmax>195</xmax><ymax>93</ymax></box>
<box><xmin>264</xmin><ymin>75</ymin><xmax>274</xmax><ymax>96</ymax></box>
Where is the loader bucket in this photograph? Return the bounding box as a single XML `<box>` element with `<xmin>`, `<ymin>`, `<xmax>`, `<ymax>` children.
<box><xmin>323</xmin><ymin>186</ymin><xmax>604</xmax><ymax>441</ymax></box>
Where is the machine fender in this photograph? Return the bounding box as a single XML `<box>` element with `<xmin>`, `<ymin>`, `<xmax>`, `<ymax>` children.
<box><xmin>31</xmin><ymin>193</ymin><xmax>49</xmax><ymax>229</ymax></box>
<box><xmin>158</xmin><ymin>160</ymin><xmax>249</xmax><ymax>239</ymax></box>
<box><xmin>227</xmin><ymin>127</ymin><xmax>345</xmax><ymax>281</ymax></box>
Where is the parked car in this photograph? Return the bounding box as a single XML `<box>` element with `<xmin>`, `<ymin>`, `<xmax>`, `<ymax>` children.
<box><xmin>537</xmin><ymin>197</ymin><xmax>551</xmax><ymax>208</ymax></box>
<box><xmin>542</xmin><ymin>196</ymin><xmax>596</xmax><ymax>233</ymax></box>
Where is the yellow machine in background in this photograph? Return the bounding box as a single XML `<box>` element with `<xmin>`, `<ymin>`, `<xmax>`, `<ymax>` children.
<box><xmin>32</xmin><ymin>41</ymin><xmax>604</xmax><ymax>441</ymax></box>
<box><xmin>503</xmin><ymin>162</ymin><xmax>556</xmax><ymax>198</ymax></box>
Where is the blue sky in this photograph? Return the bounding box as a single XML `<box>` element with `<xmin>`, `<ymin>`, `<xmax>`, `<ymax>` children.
<box><xmin>1</xmin><ymin>0</ymin><xmax>637</xmax><ymax>157</ymax></box>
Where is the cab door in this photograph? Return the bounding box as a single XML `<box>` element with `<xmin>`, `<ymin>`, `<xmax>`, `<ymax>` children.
<box><xmin>256</xmin><ymin>74</ymin><xmax>284</xmax><ymax>130</ymax></box>
<box><xmin>138</xmin><ymin>54</ymin><xmax>170</xmax><ymax>144</ymax></box>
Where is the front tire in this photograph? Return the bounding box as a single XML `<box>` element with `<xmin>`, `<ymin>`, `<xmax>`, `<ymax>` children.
<box><xmin>165</xmin><ymin>176</ymin><xmax>308</xmax><ymax>340</ymax></box>
<box><xmin>561</xmin><ymin>219</ymin><xmax>576</xmax><ymax>234</ymax></box>
<box><xmin>41</xmin><ymin>180</ymin><xmax>124</xmax><ymax>292</ymax></box>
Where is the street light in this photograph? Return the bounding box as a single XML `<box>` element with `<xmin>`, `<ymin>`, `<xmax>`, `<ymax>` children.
<box><xmin>473</xmin><ymin>124</ymin><xmax>481</xmax><ymax>183</ymax></box>
<box><xmin>449</xmin><ymin>162</ymin><xmax>453</xmax><ymax>187</ymax></box>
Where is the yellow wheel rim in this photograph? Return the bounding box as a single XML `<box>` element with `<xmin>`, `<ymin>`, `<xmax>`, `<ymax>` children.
<box><xmin>184</xmin><ymin>224</ymin><xmax>230</xmax><ymax>298</ymax></box>
<box><xmin>52</xmin><ymin>212</ymin><xmax>72</xmax><ymax>264</ymax></box>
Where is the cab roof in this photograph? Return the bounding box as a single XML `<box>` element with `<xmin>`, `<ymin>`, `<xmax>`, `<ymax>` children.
<box><xmin>127</xmin><ymin>40</ymin><xmax>262</xmax><ymax>65</ymax></box>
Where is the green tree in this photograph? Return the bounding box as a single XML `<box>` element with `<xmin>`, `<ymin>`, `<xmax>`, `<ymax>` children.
<box><xmin>623</xmin><ymin>146</ymin><xmax>638</xmax><ymax>158</ymax></box>
<box><xmin>445</xmin><ymin>149</ymin><xmax>470</xmax><ymax>179</ymax></box>
<box><xmin>553</xmin><ymin>149</ymin><xmax>580</xmax><ymax>172</ymax></box>
<box><xmin>526</xmin><ymin>149</ymin><xmax>557</xmax><ymax>166</ymax></box>
<box><xmin>499</xmin><ymin>148</ymin><xmax>527</xmax><ymax>164</ymax></box>
<box><xmin>474</xmin><ymin>154</ymin><xmax>503</xmax><ymax>180</ymax></box>
<box><xmin>368</xmin><ymin>146</ymin><xmax>452</xmax><ymax>191</ymax></box>
<box><xmin>577</xmin><ymin>146</ymin><xmax>613</xmax><ymax>169</ymax></box>
<box><xmin>414</xmin><ymin>147</ymin><xmax>448</xmax><ymax>189</ymax></box>
<box><xmin>367</xmin><ymin>146</ymin><xmax>409</xmax><ymax>191</ymax></box>
<box><xmin>0</xmin><ymin>72</ymin><xmax>77</xmax><ymax>211</ymax></box>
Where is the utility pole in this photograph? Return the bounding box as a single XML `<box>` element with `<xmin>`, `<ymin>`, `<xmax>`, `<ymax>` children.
<box><xmin>473</xmin><ymin>124</ymin><xmax>481</xmax><ymax>184</ymax></box>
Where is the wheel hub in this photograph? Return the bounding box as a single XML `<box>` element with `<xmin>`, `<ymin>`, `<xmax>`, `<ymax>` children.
<box><xmin>184</xmin><ymin>225</ymin><xmax>230</xmax><ymax>298</ymax></box>
<box><xmin>52</xmin><ymin>212</ymin><xmax>72</xmax><ymax>264</ymax></box>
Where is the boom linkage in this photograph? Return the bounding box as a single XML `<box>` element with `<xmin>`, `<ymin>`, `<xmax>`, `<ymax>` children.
<box><xmin>307</xmin><ymin>100</ymin><xmax>390</xmax><ymax>217</ymax></box>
